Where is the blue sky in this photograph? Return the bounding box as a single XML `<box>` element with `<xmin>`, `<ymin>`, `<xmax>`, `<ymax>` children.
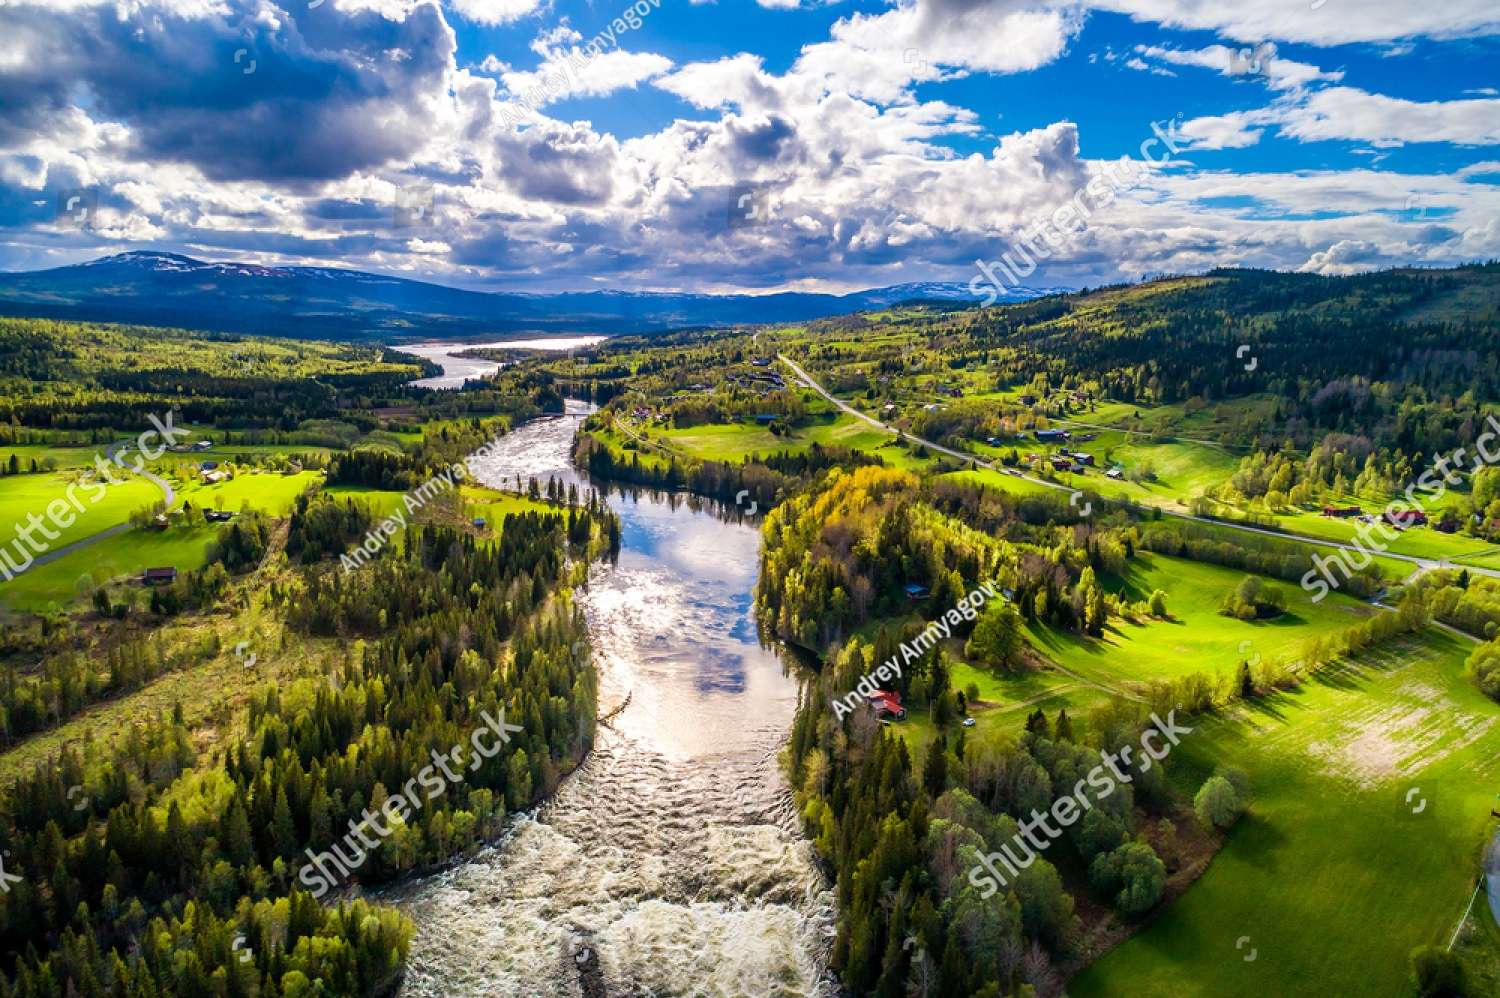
<box><xmin>2</xmin><ymin>0</ymin><xmax>1498</xmax><ymax>292</ymax></box>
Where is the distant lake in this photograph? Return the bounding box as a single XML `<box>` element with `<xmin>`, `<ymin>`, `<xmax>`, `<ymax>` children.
<box><xmin>403</xmin><ymin>336</ymin><xmax>608</xmax><ymax>389</ymax></box>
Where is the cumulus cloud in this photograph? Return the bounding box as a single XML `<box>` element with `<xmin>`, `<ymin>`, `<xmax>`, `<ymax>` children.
<box><xmin>448</xmin><ymin>0</ymin><xmax>545</xmax><ymax>26</ymax></box>
<box><xmin>0</xmin><ymin>0</ymin><xmax>1497</xmax><ymax>292</ymax></box>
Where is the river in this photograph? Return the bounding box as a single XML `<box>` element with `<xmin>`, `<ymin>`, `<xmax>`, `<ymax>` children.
<box><xmin>387</xmin><ymin>402</ymin><xmax>837</xmax><ymax>997</ymax></box>
<box><xmin>403</xmin><ymin>337</ymin><xmax>608</xmax><ymax>389</ymax></box>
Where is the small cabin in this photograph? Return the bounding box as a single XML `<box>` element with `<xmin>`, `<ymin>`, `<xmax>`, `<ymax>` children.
<box><xmin>472</xmin><ymin>517</ymin><xmax>487</xmax><ymax>528</ymax></box>
<box><xmin>1035</xmin><ymin>428</ymin><xmax>1069</xmax><ymax>443</ymax></box>
<box><xmin>866</xmin><ymin>690</ymin><xmax>907</xmax><ymax>721</ymax></box>
<box><xmin>1322</xmin><ymin>505</ymin><xmax>1361</xmax><ymax>518</ymax></box>
<box><xmin>142</xmin><ymin>567</ymin><xmax>177</xmax><ymax>585</ymax></box>
<box><xmin>200</xmin><ymin>460</ymin><xmax>218</xmax><ymax>470</ymax></box>
<box><xmin>204</xmin><ymin>509</ymin><xmax>234</xmax><ymax>522</ymax></box>
<box><xmin>903</xmin><ymin>583</ymin><xmax>930</xmax><ymax>600</ymax></box>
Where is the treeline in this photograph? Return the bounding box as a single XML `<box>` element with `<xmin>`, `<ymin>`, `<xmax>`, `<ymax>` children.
<box><xmin>758</xmin><ymin>467</ymin><xmax>1149</xmax><ymax>652</ymax></box>
<box><xmin>1136</xmin><ymin>518</ymin><xmax>1385</xmax><ymax>598</ymax></box>
<box><xmin>325</xmin><ymin>416</ymin><xmax>512</xmax><ymax>492</ymax></box>
<box><xmin>572</xmin><ymin>424</ymin><xmax>878</xmax><ymax>512</ymax></box>
<box><xmin>286</xmin><ymin>493</ymin><xmax>379</xmax><ymax>564</ymax></box>
<box><xmin>786</xmin><ymin>637</ymin><xmax>1193</xmax><ymax>995</ymax></box>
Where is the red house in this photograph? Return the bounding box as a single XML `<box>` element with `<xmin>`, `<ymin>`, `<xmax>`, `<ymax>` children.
<box><xmin>1383</xmin><ymin>508</ymin><xmax>1428</xmax><ymax>528</ymax></box>
<box><xmin>866</xmin><ymin>690</ymin><xmax>907</xmax><ymax>721</ymax></box>
<box><xmin>1322</xmin><ymin>505</ymin><xmax>1361</xmax><ymax>518</ymax></box>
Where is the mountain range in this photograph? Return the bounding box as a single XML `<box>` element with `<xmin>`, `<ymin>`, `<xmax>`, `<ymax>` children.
<box><xmin>0</xmin><ymin>252</ymin><xmax>1065</xmax><ymax>341</ymax></box>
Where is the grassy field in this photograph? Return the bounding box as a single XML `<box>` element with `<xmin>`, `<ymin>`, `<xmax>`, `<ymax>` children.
<box><xmin>1025</xmin><ymin>552</ymin><xmax>1379</xmax><ymax>691</ymax></box>
<box><xmin>0</xmin><ymin>472</ymin><xmax>161</xmax><ymax>550</ymax></box>
<box><xmin>1069</xmin><ymin>630</ymin><xmax>1500</xmax><ymax>998</ymax></box>
<box><xmin>2</xmin><ymin>528</ymin><xmax>215</xmax><ymax>611</ymax></box>
<box><xmin>173</xmin><ymin>469</ymin><xmax>321</xmax><ymax>515</ymax></box>
<box><xmin>460</xmin><ymin>485</ymin><xmax>555</xmax><ymax>531</ymax></box>
<box><xmin>659</xmin><ymin>410</ymin><xmax>936</xmax><ymax>470</ymax></box>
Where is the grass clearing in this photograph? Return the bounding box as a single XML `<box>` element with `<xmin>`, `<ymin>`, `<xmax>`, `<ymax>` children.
<box><xmin>0</xmin><ymin>472</ymin><xmax>160</xmax><ymax>550</ymax></box>
<box><xmin>1069</xmin><ymin>630</ymin><xmax>1500</xmax><ymax>998</ymax></box>
<box><xmin>1026</xmin><ymin>552</ymin><xmax>1378</xmax><ymax>691</ymax></box>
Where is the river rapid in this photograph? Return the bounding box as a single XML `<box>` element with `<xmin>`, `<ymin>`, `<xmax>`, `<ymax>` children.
<box><xmin>386</xmin><ymin>403</ymin><xmax>838</xmax><ymax>998</ymax></box>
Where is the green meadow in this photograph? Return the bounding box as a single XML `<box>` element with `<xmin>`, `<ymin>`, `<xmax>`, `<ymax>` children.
<box><xmin>0</xmin><ymin>471</ymin><xmax>160</xmax><ymax>550</ymax></box>
<box><xmin>1069</xmin><ymin>630</ymin><xmax>1500</xmax><ymax>998</ymax></box>
<box><xmin>2</xmin><ymin>528</ymin><xmax>214</xmax><ymax>611</ymax></box>
<box><xmin>1025</xmin><ymin>552</ymin><xmax>1378</xmax><ymax>692</ymax></box>
<box><xmin>173</xmin><ymin>469</ymin><xmax>321</xmax><ymax>515</ymax></box>
<box><xmin>660</xmin><ymin>410</ymin><xmax>935</xmax><ymax>470</ymax></box>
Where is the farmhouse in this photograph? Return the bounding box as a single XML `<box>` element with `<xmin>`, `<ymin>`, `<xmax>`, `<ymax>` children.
<box><xmin>1035</xmin><ymin>428</ymin><xmax>1069</xmax><ymax>443</ymax></box>
<box><xmin>1383</xmin><ymin>508</ymin><xmax>1428</xmax><ymax>528</ymax></box>
<box><xmin>865</xmin><ymin>690</ymin><xmax>907</xmax><ymax>721</ymax></box>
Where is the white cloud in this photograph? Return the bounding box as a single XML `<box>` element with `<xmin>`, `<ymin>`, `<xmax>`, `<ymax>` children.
<box><xmin>1277</xmin><ymin>87</ymin><xmax>1500</xmax><ymax>146</ymax></box>
<box><xmin>1133</xmin><ymin>43</ymin><xmax>1342</xmax><ymax>91</ymax></box>
<box><xmin>448</xmin><ymin>0</ymin><xmax>544</xmax><ymax>26</ymax></box>
<box><xmin>1096</xmin><ymin>0</ymin><xmax>1500</xmax><ymax>45</ymax></box>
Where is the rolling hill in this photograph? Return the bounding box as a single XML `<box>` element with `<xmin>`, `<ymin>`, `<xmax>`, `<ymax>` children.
<box><xmin>0</xmin><ymin>251</ymin><xmax>1065</xmax><ymax>341</ymax></box>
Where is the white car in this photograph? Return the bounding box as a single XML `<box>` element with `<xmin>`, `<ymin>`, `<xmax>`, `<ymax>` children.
<box><xmin>962</xmin><ymin>717</ymin><xmax>977</xmax><ymax>727</ymax></box>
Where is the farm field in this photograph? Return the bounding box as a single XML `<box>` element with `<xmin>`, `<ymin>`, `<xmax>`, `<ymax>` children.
<box><xmin>1025</xmin><ymin>552</ymin><xmax>1379</xmax><ymax>691</ymax></box>
<box><xmin>0</xmin><ymin>471</ymin><xmax>161</xmax><ymax>551</ymax></box>
<box><xmin>2</xmin><ymin>526</ymin><xmax>214</xmax><ymax>611</ymax></box>
<box><xmin>172</xmin><ymin>469</ymin><xmax>321</xmax><ymax>515</ymax></box>
<box><xmin>659</xmin><ymin>410</ymin><xmax>935</xmax><ymax>470</ymax></box>
<box><xmin>1069</xmin><ymin>630</ymin><xmax>1500</xmax><ymax>998</ymax></box>
<box><xmin>1241</xmin><ymin>503</ymin><xmax>1500</xmax><ymax>563</ymax></box>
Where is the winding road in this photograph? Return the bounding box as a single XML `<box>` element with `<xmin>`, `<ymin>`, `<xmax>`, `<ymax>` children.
<box><xmin>777</xmin><ymin>354</ymin><xmax>1500</xmax><ymax>581</ymax></box>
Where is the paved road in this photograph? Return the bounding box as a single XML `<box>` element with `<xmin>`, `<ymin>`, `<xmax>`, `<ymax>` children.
<box><xmin>22</xmin><ymin>442</ymin><xmax>178</xmax><ymax>574</ymax></box>
<box><xmin>777</xmin><ymin>354</ymin><xmax>1500</xmax><ymax>581</ymax></box>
